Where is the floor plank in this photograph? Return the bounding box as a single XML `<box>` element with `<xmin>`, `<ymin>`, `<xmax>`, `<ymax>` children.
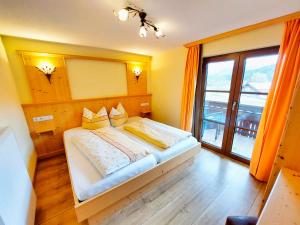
<box><xmin>34</xmin><ymin>149</ymin><xmax>265</xmax><ymax>225</ymax></box>
<box><xmin>34</xmin><ymin>155</ymin><xmax>76</xmax><ymax>224</ymax></box>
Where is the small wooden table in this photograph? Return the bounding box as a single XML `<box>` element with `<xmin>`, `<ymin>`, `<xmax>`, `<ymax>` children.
<box><xmin>257</xmin><ymin>168</ymin><xmax>300</xmax><ymax>225</ymax></box>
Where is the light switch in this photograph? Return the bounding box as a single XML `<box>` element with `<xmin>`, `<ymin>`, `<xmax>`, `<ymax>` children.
<box><xmin>32</xmin><ymin>115</ymin><xmax>54</xmax><ymax>122</ymax></box>
<box><xmin>140</xmin><ymin>102</ymin><xmax>149</xmax><ymax>107</ymax></box>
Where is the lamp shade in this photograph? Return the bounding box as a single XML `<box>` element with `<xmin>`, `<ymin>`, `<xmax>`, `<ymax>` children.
<box><xmin>139</xmin><ymin>26</ymin><xmax>147</xmax><ymax>38</ymax></box>
<box><xmin>37</xmin><ymin>62</ymin><xmax>56</xmax><ymax>75</ymax></box>
<box><xmin>117</xmin><ymin>9</ymin><xmax>129</xmax><ymax>21</ymax></box>
<box><xmin>133</xmin><ymin>66</ymin><xmax>142</xmax><ymax>76</ymax></box>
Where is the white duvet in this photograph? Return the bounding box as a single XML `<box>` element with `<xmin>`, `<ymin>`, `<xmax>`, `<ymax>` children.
<box><xmin>72</xmin><ymin>127</ymin><xmax>149</xmax><ymax>177</ymax></box>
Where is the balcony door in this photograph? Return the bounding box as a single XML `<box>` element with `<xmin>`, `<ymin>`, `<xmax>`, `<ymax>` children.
<box><xmin>196</xmin><ymin>47</ymin><xmax>279</xmax><ymax>163</ymax></box>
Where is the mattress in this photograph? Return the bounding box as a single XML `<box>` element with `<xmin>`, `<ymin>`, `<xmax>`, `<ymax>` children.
<box><xmin>118</xmin><ymin>117</ymin><xmax>199</xmax><ymax>163</ymax></box>
<box><xmin>64</xmin><ymin>127</ymin><xmax>157</xmax><ymax>201</ymax></box>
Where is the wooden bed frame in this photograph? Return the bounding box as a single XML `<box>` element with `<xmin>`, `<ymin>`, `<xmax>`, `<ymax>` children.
<box><xmin>64</xmin><ymin>141</ymin><xmax>201</xmax><ymax>223</ymax></box>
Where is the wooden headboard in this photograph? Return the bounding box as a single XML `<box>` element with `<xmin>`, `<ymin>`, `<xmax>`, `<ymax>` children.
<box><xmin>22</xmin><ymin>94</ymin><xmax>151</xmax><ymax>159</ymax></box>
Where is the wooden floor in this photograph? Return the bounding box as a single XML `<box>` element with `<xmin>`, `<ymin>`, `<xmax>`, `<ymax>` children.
<box><xmin>34</xmin><ymin>149</ymin><xmax>265</xmax><ymax>225</ymax></box>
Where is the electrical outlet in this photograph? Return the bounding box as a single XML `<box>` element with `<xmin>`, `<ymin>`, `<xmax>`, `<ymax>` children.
<box><xmin>140</xmin><ymin>102</ymin><xmax>149</xmax><ymax>107</ymax></box>
<box><xmin>32</xmin><ymin>115</ymin><xmax>54</xmax><ymax>122</ymax></box>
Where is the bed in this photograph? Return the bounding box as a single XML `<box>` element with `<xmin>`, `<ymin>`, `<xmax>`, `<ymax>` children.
<box><xmin>63</xmin><ymin>118</ymin><xmax>201</xmax><ymax>223</ymax></box>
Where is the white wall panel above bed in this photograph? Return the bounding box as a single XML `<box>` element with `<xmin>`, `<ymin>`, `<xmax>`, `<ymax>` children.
<box><xmin>66</xmin><ymin>59</ymin><xmax>127</xmax><ymax>99</ymax></box>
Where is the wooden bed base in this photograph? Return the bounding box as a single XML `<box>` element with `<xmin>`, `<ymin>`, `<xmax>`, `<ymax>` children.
<box><xmin>65</xmin><ymin>143</ymin><xmax>201</xmax><ymax>223</ymax></box>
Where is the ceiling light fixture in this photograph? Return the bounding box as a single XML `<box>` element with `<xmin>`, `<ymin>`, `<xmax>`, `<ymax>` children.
<box><xmin>115</xmin><ymin>5</ymin><xmax>165</xmax><ymax>39</ymax></box>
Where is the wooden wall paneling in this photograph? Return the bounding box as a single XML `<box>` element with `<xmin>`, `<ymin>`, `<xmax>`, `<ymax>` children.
<box><xmin>126</xmin><ymin>63</ymin><xmax>148</xmax><ymax>95</ymax></box>
<box><xmin>21</xmin><ymin>52</ymin><xmax>71</xmax><ymax>103</ymax></box>
<box><xmin>22</xmin><ymin>95</ymin><xmax>152</xmax><ymax>158</ymax></box>
<box><xmin>20</xmin><ymin>51</ymin><xmax>150</xmax><ymax>101</ymax></box>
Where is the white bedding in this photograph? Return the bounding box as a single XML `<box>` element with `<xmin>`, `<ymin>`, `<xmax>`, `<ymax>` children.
<box><xmin>118</xmin><ymin>117</ymin><xmax>199</xmax><ymax>162</ymax></box>
<box><xmin>64</xmin><ymin>128</ymin><xmax>157</xmax><ymax>201</ymax></box>
<box><xmin>72</xmin><ymin>131</ymin><xmax>131</xmax><ymax>177</ymax></box>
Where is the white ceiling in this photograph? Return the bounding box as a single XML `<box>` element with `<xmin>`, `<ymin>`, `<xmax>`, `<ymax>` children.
<box><xmin>0</xmin><ymin>0</ymin><xmax>299</xmax><ymax>55</ymax></box>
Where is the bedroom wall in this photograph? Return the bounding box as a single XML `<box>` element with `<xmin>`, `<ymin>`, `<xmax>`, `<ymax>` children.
<box><xmin>2</xmin><ymin>36</ymin><xmax>152</xmax><ymax>104</ymax></box>
<box><xmin>151</xmin><ymin>23</ymin><xmax>284</xmax><ymax>128</ymax></box>
<box><xmin>0</xmin><ymin>36</ymin><xmax>36</xmax><ymax>180</ymax></box>
<box><xmin>151</xmin><ymin>47</ymin><xmax>188</xmax><ymax>127</ymax></box>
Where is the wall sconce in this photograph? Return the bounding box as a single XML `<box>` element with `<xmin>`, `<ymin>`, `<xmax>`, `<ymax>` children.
<box><xmin>36</xmin><ymin>62</ymin><xmax>56</xmax><ymax>83</ymax></box>
<box><xmin>133</xmin><ymin>66</ymin><xmax>142</xmax><ymax>82</ymax></box>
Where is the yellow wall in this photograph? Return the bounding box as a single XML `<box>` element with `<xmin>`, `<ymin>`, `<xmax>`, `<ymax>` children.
<box><xmin>152</xmin><ymin>47</ymin><xmax>188</xmax><ymax>127</ymax></box>
<box><xmin>2</xmin><ymin>36</ymin><xmax>152</xmax><ymax>103</ymax></box>
<box><xmin>203</xmin><ymin>23</ymin><xmax>284</xmax><ymax>57</ymax></box>
<box><xmin>151</xmin><ymin>23</ymin><xmax>284</xmax><ymax>128</ymax></box>
<box><xmin>0</xmin><ymin>36</ymin><xmax>36</xmax><ymax>180</ymax></box>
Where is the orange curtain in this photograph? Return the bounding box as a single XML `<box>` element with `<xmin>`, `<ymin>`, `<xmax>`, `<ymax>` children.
<box><xmin>250</xmin><ymin>19</ymin><xmax>300</xmax><ymax>181</ymax></box>
<box><xmin>180</xmin><ymin>45</ymin><xmax>200</xmax><ymax>131</ymax></box>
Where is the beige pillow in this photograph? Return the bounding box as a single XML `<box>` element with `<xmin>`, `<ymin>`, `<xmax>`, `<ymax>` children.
<box><xmin>82</xmin><ymin>107</ymin><xmax>110</xmax><ymax>130</ymax></box>
<box><xmin>109</xmin><ymin>103</ymin><xmax>128</xmax><ymax>127</ymax></box>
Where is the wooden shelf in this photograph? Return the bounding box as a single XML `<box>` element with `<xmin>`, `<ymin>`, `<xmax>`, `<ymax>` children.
<box><xmin>33</xmin><ymin>120</ymin><xmax>56</xmax><ymax>135</ymax></box>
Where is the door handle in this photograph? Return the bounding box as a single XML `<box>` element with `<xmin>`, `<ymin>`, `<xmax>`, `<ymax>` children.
<box><xmin>232</xmin><ymin>101</ymin><xmax>237</xmax><ymax>111</ymax></box>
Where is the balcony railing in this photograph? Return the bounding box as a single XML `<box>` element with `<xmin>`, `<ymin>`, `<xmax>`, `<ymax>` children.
<box><xmin>203</xmin><ymin>101</ymin><xmax>263</xmax><ymax>139</ymax></box>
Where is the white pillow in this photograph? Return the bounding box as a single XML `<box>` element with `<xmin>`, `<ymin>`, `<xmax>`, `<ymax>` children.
<box><xmin>109</xmin><ymin>107</ymin><xmax>122</xmax><ymax>117</ymax></box>
<box><xmin>109</xmin><ymin>103</ymin><xmax>128</xmax><ymax>127</ymax></box>
<box><xmin>117</xmin><ymin>102</ymin><xmax>126</xmax><ymax>114</ymax></box>
<box><xmin>82</xmin><ymin>107</ymin><xmax>110</xmax><ymax>129</ymax></box>
<box><xmin>98</xmin><ymin>106</ymin><xmax>109</xmax><ymax>117</ymax></box>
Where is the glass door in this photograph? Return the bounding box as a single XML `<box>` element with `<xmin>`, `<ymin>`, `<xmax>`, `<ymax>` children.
<box><xmin>200</xmin><ymin>54</ymin><xmax>239</xmax><ymax>151</ymax></box>
<box><xmin>198</xmin><ymin>47</ymin><xmax>279</xmax><ymax>163</ymax></box>
<box><xmin>226</xmin><ymin>48</ymin><xmax>279</xmax><ymax>161</ymax></box>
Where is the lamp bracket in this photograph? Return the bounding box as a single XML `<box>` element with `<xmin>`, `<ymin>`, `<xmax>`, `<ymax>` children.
<box><xmin>36</xmin><ymin>66</ymin><xmax>56</xmax><ymax>84</ymax></box>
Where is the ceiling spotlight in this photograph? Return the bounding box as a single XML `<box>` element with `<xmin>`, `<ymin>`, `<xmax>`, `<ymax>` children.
<box><xmin>117</xmin><ymin>8</ymin><xmax>129</xmax><ymax>21</ymax></box>
<box><xmin>114</xmin><ymin>5</ymin><xmax>165</xmax><ymax>39</ymax></box>
<box><xmin>139</xmin><ymin>25</ymin><xmax>147</xmax><ymax>38</ymax></box>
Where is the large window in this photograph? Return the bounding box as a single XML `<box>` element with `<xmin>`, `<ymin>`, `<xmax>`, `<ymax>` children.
<box><xmin>195</xmin><ymin>47</ymin><xmax>279</xmax><ymax>163</ymax></box>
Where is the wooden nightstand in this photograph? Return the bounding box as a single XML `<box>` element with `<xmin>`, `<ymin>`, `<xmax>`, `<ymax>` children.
<box><xmin>141</xmin><ymin>109</ymin><xmax>152</xmax><ymax>119</ymax></box>
<box><xmin>31</xmin><ymin>118</ymin><xmax>64</xmax><ymax>159</ymax></box>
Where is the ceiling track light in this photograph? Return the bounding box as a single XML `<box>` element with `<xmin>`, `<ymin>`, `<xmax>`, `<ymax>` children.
<box><xmin>114</xmin><ymin>5</ymin><xmax>165</xmax><ymax>39</ymax></box>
